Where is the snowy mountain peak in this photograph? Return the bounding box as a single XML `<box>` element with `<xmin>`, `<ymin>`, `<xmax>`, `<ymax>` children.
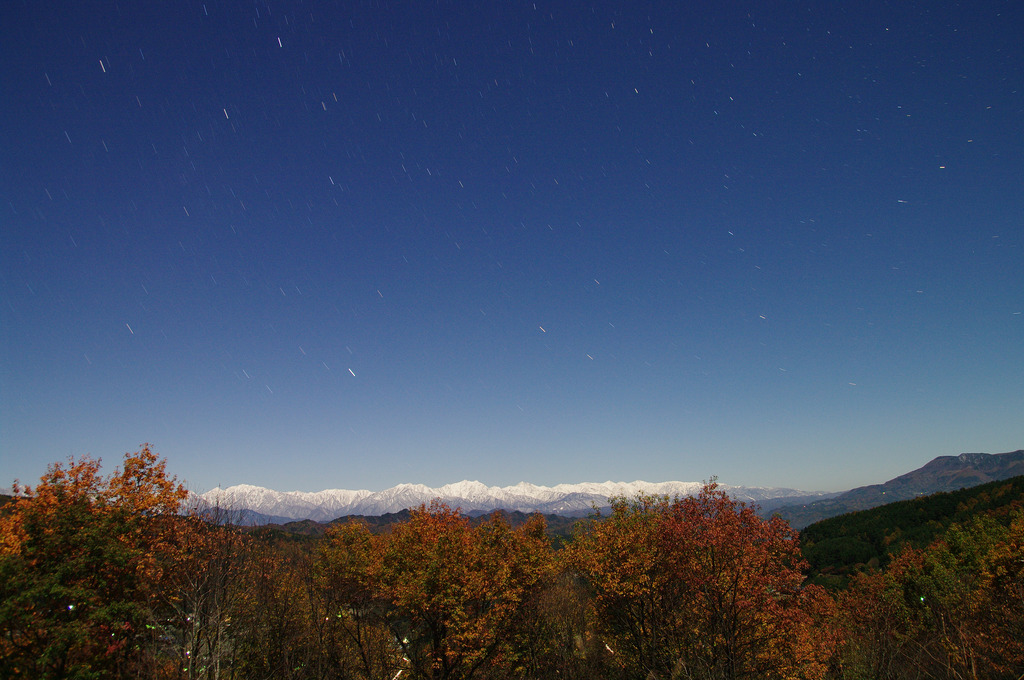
<box><xmin>195</xmin><ymin>479</ymin><xmax>821</xmax><ymax>523</ymax></box>
<box><xmin>437</xmin><ymin>480</ymin><xmax>490</xmax><ymax>497</ymax></box>
<box><xmin>216</xmin><ymin>483</ymin><xmax>265</xmax><ymax>493</ymax></box>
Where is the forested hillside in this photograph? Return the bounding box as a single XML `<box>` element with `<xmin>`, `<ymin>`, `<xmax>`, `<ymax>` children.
<box><xmin>250</xmin><ymin>508</ymin><xmax>583</xmax><ymax>547</ymax></box>
<box><xmin>801</xmin><ymin>474</ymin><xmax>1024</xmax><ymax>585</ymax></box>
<box><xmin>2</xmin><ymin>448</ymin><xmax>1022</xmax><ymax>679</ymax></box>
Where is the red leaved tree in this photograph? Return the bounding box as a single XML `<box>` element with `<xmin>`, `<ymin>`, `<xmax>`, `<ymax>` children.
<box><xmin>568</xmin><ymin>481</ymin><xmax>836</xmax><ymax>680</ymax></box>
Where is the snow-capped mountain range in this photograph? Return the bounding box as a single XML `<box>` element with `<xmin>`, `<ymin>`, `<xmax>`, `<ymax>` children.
<box><xmin>195</xmin><ymin>480</ymin><xmax>822</xmax><ymax>523</ymax></box>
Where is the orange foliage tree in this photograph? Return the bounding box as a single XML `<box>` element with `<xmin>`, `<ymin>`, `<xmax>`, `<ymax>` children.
<box><xmin>568</xmin><ymin>481</ymin><xmax>837</xmax><ymax>680</ymax></box>
<box><xmin>317</xmin><ymin>520</ymin><xmax>402</xmax><ymax>680</ymax></box>
<box><xmin>0</xmin><ymin>445</ymin><xmax>187</xmax><ymax>680</ymax></box>
<box><xmin>320</xmin><ymin>501</ymin><xmax>555</xmax><ymax>680</ymax></box>
<box><xmin>975</xmin><ymin>511</ymin><xmax>1024</xmax><ymax>677</ymax></box>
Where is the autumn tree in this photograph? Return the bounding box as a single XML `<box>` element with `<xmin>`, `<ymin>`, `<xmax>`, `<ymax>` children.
<box><xmin>497</xmin><ymin>569</ymin><xmax>612</xmax><ymax>680</ymax></box>
<box><xmin>565</xmin><ymin>492</ymin><xmax>673</xmax><ymax>678</ymax></box>
<box><xmin>568</xmin><ymin>482</ymin><xmax>836</xmax><ymax>680</ymax></box>
<box><xmin>152</xmin><ymin>506</ymin><xmax>252</xmax><ymax>679</ymax></box>
<box><xmin>974</xmin><ymin>510</ymin><xmax>1024</xmax><ymax>677</ymax></box>
<box><xmin>317</xmin><ymin>521</ymin><xmax>403</xmax><ymax>680</ymax></box>
<box><xmin>231</xmin><ymin>538</ymin><xmax>315</xmax><ymax>679</ymax></box>
<box><xmin>0</xmin><ymin>445</ymin><xmax>188</xmax><ymax>679</ymax></box>
<box><xmin>320</xmin><ymin>502</ymin><xmax>555</xmax><ymax>680</ymax></box>
<box><xmin>837</xmin><ymin>511</ymin><xmax>1024</xmax><ymax>680</ymax></box>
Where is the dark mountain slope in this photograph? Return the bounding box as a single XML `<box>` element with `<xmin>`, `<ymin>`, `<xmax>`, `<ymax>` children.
<box><xmin>775</xmin><ymin>450</ymin><xmax>1024</xmax><ymax>529</ymax></box>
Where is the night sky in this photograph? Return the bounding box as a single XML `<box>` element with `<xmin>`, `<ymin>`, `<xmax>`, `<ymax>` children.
<box><xmin>2</xmin><ymin>0</ymin><xmax>1021</xmax><ymax>494</ymax></box>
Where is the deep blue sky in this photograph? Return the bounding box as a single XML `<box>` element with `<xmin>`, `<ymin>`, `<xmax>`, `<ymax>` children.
<box><xmin>2</xmin><ymin>0</ymin><xmax>1021</xmax><ymax>494</ymax></box>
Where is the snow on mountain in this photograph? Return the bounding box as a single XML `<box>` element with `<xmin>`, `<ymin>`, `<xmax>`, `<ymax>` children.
<box><xmin>291</xmin><ymin>488</ymin><xmax>375</xmax><ymax>518</ymax></box>
<box><xmin>196</xmin><ymin>479</ymin><xmax>820</xmax><ymax>522</ymax></box>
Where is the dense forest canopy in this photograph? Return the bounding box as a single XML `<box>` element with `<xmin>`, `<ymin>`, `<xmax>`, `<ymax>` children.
<box><xmin>2</xmin><ymin>447</ymin><xmax>1022</xmax><ymax>679</ymax></box>
<box><xmin>801</xmin><ymin>475</ymin><xmax>1024</xmax><ymax>585</ymax></box>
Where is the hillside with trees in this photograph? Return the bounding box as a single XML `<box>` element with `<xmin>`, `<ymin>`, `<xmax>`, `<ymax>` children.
<box><xmin>774</xmin><ymin>450</ymin><xmax>1024</xmax><ymax>528</ymax></box>
<box><xmin>800</xmin><ymin>474</ymin><xmax>1024</xmax><ymax>586</ymax></box>
<box><xmin>2</xmin><ymin>447</ymin><xmax>1022</xmax><ymax>679</ymax></box>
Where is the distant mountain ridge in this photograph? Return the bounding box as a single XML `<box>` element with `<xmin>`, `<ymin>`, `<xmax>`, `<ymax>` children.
<box><xmin>774</xmin><ymin>450</ymin><xmax>1024</xmax><ymax>528</ymax></box>
<box><xmin>196</xmin><ymin>479</ymin><xmax>820</xmax><ymax>524</ymax></box>
<box><xmin>195</xmin><ymin>450</ymin><xmax>1023</xmax><ymax>526</ymax></box>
